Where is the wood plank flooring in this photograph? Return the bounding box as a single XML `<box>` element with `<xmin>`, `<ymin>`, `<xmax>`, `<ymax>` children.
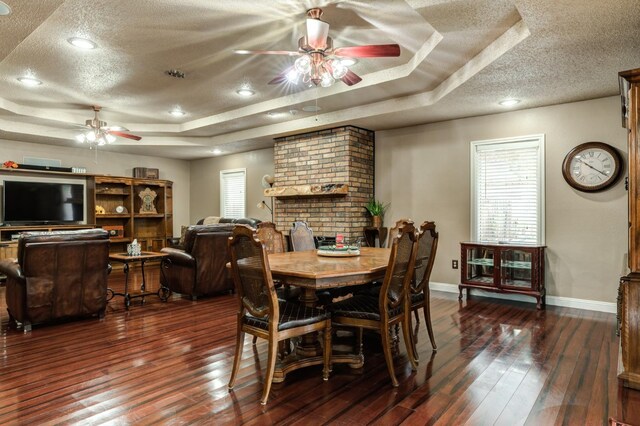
<box><xmin>0</xmin><ymin>266</ymin><xmax>638</xmax><ymax>425</ymax></box>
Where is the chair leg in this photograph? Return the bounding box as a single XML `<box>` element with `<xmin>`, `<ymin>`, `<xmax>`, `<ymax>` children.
<box><xmin>401</xmin><ymin>316</ymin><xmax>419</xmax><ymax>370</ymax></box>
<box><xmin>356</xmin><ymin>327</ymin><xmax>364</xmax><ymax>357</ymax></box>
<box><xmin>423</xmin><ymin>303</ymin><xmax>437</xmax><ymax>351</ymax></box>
<box><xmin>228</xmin><ymin>328</ymin><xmax>245</xmax><ymax>390</ymax></box>
<box><xmin>252</xmin><ymin>336</ymin><xmax>258</xmax><ymax>345</ymax></box>
<box><xmin>413</xmin><ymin>309</ymin><xmax>420</xmax><ymax>324</ymax></box>
<box><xmin>260</xmin><ymin>335</ymin><xmax>279</xmax><ymax>405</ymax></box>
<box><xmin>323</xmin><ymin>322</ymin><xmax>332</xmax><ymax>380</ymax></box>
<box><xmin>7</xmin><ymin>311</ymin><xmax>17</xmax><ymax>329</ymax></box>
<box><xmin>380</xmin><ymin>323</ymin><xmax>399</xmax><ymax>387</ymax></box>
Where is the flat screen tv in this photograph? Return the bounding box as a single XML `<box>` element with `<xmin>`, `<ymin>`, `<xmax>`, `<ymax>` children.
<box><xmin>2</xmin><ymin>180</ymin><xmax>85</xmax><ymax>225</ymax></box>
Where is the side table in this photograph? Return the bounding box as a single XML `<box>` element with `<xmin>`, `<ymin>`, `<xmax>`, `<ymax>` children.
<box><xmin>107</xmin><ymin>251</ymin><xmax>171</xmax><ymax>309</ymax></box>
<box><xmin>363</xmin><ymin>226</ymin><xmax>388</xmax><ymax>248</ymax></box>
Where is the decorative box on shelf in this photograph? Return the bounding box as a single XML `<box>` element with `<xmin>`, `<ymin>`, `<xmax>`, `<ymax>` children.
<box><xmin>103</xmin><ymin>225</ymin><xmax>124</xmax><ymax>238</ymax></box>
<box><xmin>133</xmin><ymin>167</ymin><xmax>159</xmax><ymax>179</ymax></box>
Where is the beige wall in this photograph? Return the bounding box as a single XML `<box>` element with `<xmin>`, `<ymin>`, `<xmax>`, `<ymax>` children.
<box><xmin>189</xmin><ymin>148</ymin><xmax>274</xmax><ymax>225</ymax></box>
<box><xmin>0</xmin><ymin>139</ymin><xmax>190</xmax><ymax>235</ymax></box>
<box><xmin>2</xmin><ymin>97</ymin><xmax>626</xmax><ymax>304</ymax></box>
<box><xmin>376</xmin><ymin>96</ymin><xmax>627</xmax><ymax>303</ymax></box>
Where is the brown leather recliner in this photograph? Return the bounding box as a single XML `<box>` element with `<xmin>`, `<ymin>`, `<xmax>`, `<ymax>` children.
<box><xmin>0</xmin><ymin>229</ymin><xmax>111</xmax><ymax>332</ymax></box>
<box><xmin>160</xmin><ymin>224</ymin><xmax>236</xmax><ymax>299</ymax></box>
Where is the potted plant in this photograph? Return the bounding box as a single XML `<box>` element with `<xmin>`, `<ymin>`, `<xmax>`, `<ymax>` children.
<box><xmin>365</xmin><ymin>198</ymin><xmax>389</xmax><ymax>228</ymax></box>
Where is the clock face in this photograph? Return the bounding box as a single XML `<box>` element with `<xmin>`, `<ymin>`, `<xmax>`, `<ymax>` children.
<box><xmin>562</xmin><ymin>142</ymin><xmax>622</xmax><ymax>192</ymax></box>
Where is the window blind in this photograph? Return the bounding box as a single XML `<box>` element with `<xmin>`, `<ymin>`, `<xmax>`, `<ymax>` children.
<box><xmin>220</xmin><ymin>169</ymin><xmax>246</xmax><ymax>218</ymax></box>
<box><xmin>472</xmin><ymin>137</ymin><xmax>544</xmax><ymax>244</ymax></box>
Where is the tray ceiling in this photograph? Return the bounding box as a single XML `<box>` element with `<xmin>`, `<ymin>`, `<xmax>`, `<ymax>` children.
<box><xmin>0</xmin><ymin>0</ymin><xmax>638</xmax><ymax>159</ymax></box>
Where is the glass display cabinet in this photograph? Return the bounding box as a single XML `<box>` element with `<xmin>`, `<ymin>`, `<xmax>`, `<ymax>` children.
<box><xmin>460</xmin><ymin>242</ymin><xmax>546</xmax><ymax>309</ymax></box>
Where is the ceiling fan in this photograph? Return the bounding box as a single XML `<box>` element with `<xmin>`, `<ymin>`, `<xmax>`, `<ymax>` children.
<box><xmin>234</xmin><ymin>8</ymin><xmax>400</xmax><ymax>88</ymax></box>
<box><xmin>74</xmin><ymin>106</ymin><xmax>141</xmax><ymax>146</ymax></box>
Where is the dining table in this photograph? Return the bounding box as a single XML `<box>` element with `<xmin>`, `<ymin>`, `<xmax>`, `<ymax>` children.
<box><xmin>266</xmin><ymin>246</ymin><xmax>390</xmax><ymax>383</ymax></box>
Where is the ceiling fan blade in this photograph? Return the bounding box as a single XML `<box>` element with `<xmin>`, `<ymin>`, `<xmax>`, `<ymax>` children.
<box><xmin>108</xmin><ymin>130</ymin><xmax>142</xmax><ymax>141</ymax></box>
<box><xmin>306</xmin><ymin>18</ymin><xmax>329</xmax><ymax>50</ymax></box>
<box><xmin>234</xmin><ymin>49</ymin><xmax>299</xmax><ymax>56</ymax></box>
<box><xmin>334</xmin><ymin>44</ymin><xmax>401</xmax><ymax>58</ymax></box>
<box><xmin>341</xmin><ymin>70</ymin><xmax>362</xmax><ymax>86</ymax></box>
<box><xmin>268</xmin><ymin>66</ymin><xmax>295</xmax><ymax>85</ymax></box>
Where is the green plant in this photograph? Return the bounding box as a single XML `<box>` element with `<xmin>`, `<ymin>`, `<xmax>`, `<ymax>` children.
<box><xmin>364</xmin><ymin>198</ymin><xmax>389</xmax><ymax>217</ymax></box>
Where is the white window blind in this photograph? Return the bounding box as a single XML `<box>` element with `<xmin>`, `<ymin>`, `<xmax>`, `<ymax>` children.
<box><xmin>220</xmin><ymin>169</ymin><xmax>246</xmax><ymax>218</ymax></box>
<box><xmin>471</xmin><ymin>135</ymin><xmax>545</xmax><ymax>244</ymax></box>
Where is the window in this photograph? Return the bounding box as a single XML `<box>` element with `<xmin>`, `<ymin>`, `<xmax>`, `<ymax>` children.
<box><xmin>220</xmin><ymin>168</ymin><xmax>246</xmax><ymax>218</ymax></box>
<box><xmin>471</xmin><ymin>135</ymin><xmax>545</xmax><ymax>244</ymax></box>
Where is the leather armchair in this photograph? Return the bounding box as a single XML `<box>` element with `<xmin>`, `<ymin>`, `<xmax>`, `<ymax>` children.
<box><xmin>0</xmin><ymin>229</ymin><xmax>111</xmax><ymax>332</ymax></box>
<box><xmin>160</xmin><ymin>224</ymin><xmax>236</xmax><ymax>299</ymax></box>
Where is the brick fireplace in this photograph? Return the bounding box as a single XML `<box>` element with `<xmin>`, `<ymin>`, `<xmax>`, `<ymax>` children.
<box><xmin>272</xmin><ymin>126</ymin><xmax>374</xmax><ymax>240</ymax></box>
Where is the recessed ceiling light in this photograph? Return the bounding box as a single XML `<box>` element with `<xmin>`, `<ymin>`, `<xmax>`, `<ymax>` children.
<box><xmin>0</xmin><ymin>1</ymin><xmax>11</xmax><ymax>15</ymax></box>
<box><xmin>17</xmin><ymin>77</ymin><xmax>42</xmax><ymax>87</ymax></box>
<box><xmin>67</xmin><ymin>37</ymin><xmax>97</xmax><ymax>49</ymax></box>
<box><xmin>212</xmin><ymin>149</ymin><xmax>222</xmax><ymax>155</ymax></box>
<box><xmin>302</xmin><ymin>105</ymin><xmax>321</xmax><ymax>112</ymax></box>
<box><xmin>236</xmin><ymin>88</ymin><xmax>255</xmax><ymax>97</ymax></box>
<box><xmin>340</xmin><ymin>58</ymin><xmax>357</xmax><ymax>66</ymax></box>
<box><xmin>169</xmin><ymin>109</ymin><xmax>186</xmax><ymax>117</ymax></box>
<box><xmin>499</xmin><ymin>98</ymin><xmax>520</xmax><ymax>107</ymax></box>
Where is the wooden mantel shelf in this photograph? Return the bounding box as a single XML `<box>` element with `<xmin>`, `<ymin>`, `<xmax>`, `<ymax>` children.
<box><xmin>264</xmin><ymin>183</ymin><xmax>348</xmax><ymax>198</ymax></box>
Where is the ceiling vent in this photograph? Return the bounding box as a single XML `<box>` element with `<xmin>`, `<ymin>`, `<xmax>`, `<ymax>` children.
<box><xmin>165</xmin><ymin>69</ymin><xmax>185</xmax><ymax>79</ymax></box>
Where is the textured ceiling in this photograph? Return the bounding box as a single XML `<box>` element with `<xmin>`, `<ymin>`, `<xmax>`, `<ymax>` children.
<box><xmin>0</xmin><ymin>0</ymin><xmax>638</xmax><ymax>160</ymax></box>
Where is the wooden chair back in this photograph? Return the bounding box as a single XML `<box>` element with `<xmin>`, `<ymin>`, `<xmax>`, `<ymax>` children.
<box><xmin>256</xmin><ymin>222</ymin><xmax>285</xmax><ymax>254</ymax></box>
<box><xmin>386</xmin><ymin>218</ymin><xmax>412</xmax><ymax>248</ymax></box>
<box><xmin>228</xmin><ymin>225</ymin><xmax>279</xmax><ymax>321</ymax></box>
<box><xmin>290</xmin><ymin>221</ymin><xmax>315</xmax><ymax>251</ymax></box>
<box><xmin>413</xmin><ymin>221</ymin><xmax>439</xmax><ymax>294</ymax></box>
<box><xmin>379</xmin><ymin>221</ymin><xmax>419</xmax><ymax>312</ymax></box>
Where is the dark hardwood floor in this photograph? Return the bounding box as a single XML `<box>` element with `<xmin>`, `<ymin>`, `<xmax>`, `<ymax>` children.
<box><xmin>1</xmin><ymin>265</ymin><xmax>639</xmax><ymax>425</ymax></box>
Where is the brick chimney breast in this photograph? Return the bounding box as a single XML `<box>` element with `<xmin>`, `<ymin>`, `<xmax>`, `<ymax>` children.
<box><xmin>273</xmin><ymin>126</ymin><xmax>375</xmax><ymax>241</ymax></box>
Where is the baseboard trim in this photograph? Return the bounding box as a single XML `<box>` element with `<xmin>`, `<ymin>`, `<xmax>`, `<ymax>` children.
<box><xmin>430</xmin><ymin>282</ymin><xmax>616</xmax><ymax>314</ymax></box>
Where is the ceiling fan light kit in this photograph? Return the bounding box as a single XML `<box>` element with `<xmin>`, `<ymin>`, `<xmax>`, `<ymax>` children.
<box><xmin>236</xmin><ymin>8</ymin><xmax>400</xmax><ymax>89</ymax></box>
<box><xmin>75</xmin><ymin>106</ymin><xmax>142</xmax><ymax>148</ymax></box>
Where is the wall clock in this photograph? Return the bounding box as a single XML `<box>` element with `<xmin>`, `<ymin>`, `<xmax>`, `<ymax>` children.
<box><xmin>562</xmin><ymin>141</ymin><xmax>623</xmax><ymax>192</ymax></box>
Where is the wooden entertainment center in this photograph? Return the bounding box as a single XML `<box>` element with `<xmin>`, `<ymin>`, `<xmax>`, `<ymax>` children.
<box><xmin>0</xmin><ymin>168</ymin><xmax>173</xmax><ymax>261</ymax></box>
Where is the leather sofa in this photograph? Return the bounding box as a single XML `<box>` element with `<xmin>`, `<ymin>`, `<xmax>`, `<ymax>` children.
<box><xmin>160</xmin><ymin>224</ymin><xmax>238</xmax><ymax>299</ymax></box>
<box><xmin>0</xmin><ymin>229</ymin><xmax>111</xmax><ymax>332</ymax></box>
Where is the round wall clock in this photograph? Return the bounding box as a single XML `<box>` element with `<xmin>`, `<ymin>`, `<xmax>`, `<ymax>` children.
<box><xmin>562</xmin><ymin>141</ymin><xmax>623</xmax><ymax>192</ymax></box>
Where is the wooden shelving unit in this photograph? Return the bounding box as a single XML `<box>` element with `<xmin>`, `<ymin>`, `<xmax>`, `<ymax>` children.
<box><xmin>618</xmin><ymin>67</ymin><xmax>640</xmax><ymax>390</ymax></box>
<box><xmin>0</xmin><ymin>168</ymin><xmax>173</xmax><ymax>262</ymax></box>
<box><xmin>92</xmin><ymin>176</ymin><xmax>173</xmax><ymax>253</ymax></box>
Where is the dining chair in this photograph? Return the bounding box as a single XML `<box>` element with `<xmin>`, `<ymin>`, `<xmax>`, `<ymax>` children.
<box><xmin>386</xmin><ymin>218</ymin><xmax>411</xmax><ymax>248</ymax></box>
<box><xmin>290</xmin><ymin>221</ymin><xmax>316</xmax><ymax>251</ymax></box>
<box><xmin>327</xmin><ymin>222</ymin><xmax>419</xmax><ymax>387</ymax></box>
<box><xmin>256</xmin><ymin>221</ymin><xmax>285</xmax><ymax>255</ymax></box>
<box><xmin>227</xmin><ymin>225</ymin><xmax>332</xmax><ymax>405</ymax></box>
<box><xmin>255</xmin><ymin>222</ymin><xmax>297</xmax><ymax>351</ymax></box>
<box><xmin>410</xmin><ymin>221</ymin><xmax>439</xmax><ymax>357</ymax></box>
